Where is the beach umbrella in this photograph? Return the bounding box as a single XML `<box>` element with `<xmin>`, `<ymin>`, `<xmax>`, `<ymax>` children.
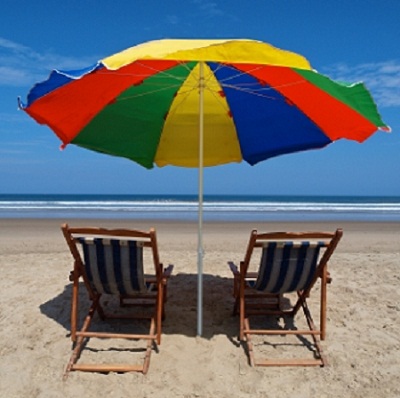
<box><xmin>19</xmin><ymin>39</ymin><xmax>389</xmax><ymax>336</ymax></box>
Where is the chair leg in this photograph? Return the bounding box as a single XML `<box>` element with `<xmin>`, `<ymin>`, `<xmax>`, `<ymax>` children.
<box><xmin>300</xmin><ymin>299</ymin><xmax>327</xmax><ymax>366</ymax></box>
<box><xmin>241</xmin><ymin>295</ymin><xmax>327</xmax><ymax>367</ymax></box>
<box><xmin>70</xmin><ymin>276</ymin><xmax>79</xmax><ymax>342</ymax></box>
<box><xmin>320</xmin><ymin>267</ymin><xmax>328</xmax><ymax>340</ymax></box>
<box><xmin>156</xmin><ymin>283</ymin><xmax>163</xmax><ymax>345</ymax></box>
<box><xmin>243</xmin><ymin>318</ymin><xmax>255</xmax><ymax>366</ymax></box>
<box><xmin>239</xmin><ymin>296</ymin><xmax>246</xmax><ymax>340</ymax></box>
<box><xmin>232</xmin><ymin>296</ymin><xmax>239</xmax><ymax>316</ymax></box>
<box><xmin>64</xmin><ymin>309</ymin><xmax>158</xmax><ymax>378</ymax></box>
<box><xmin>143</xmin><ymin>318</ymin><xmax>156</xmax><ymax>375</ymax></box>
<box><xmin>64</xmin><ymin>301</ymin><xmax>97</xmax><ymax>379</ymax></box>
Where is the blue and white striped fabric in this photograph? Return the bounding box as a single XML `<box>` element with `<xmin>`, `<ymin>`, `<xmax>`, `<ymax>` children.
<box><xmin>77</xmin><ymin>237</ymin><xmax>146</xmax><ymax>295</ymax></box>
<box><xmin>253</xmin><ymin>241</ymin><xmax>325</xmax><ymax>294</ymax></box>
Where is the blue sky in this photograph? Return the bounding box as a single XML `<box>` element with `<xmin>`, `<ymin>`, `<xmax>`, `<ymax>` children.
<box><xmin>1</xmin><ymin>0</ymin><xmax>399</xmax><ymax>196</ymax></box>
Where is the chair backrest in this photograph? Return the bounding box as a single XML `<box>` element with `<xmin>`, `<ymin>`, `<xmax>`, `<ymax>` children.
<box><xmin>77</xmin><ymin>237</ymin><xmax>146</xmax><ymax>295</ymax></box>
<box><xmin>243</xmin><ymin>229</ymin><xmax>343</xmax><ymax>294</ymax></box>
<box><xmin>255</xmin><ymin>241</ymin><xmax>326</xmax><ymax>293</ymax></box>
<box><xmin>62</xmin><ymin>224</ymin><xmax>161</xmax><ymax>296</ymax></box>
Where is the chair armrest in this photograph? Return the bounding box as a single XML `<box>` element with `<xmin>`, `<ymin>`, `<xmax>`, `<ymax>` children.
<box><xmin>163</xmin><ymin>264</ymin><xmax>174</xmax><ymax>278</ymax></box>
<box><xmin>228</xmin><ymin>261</ymin><xmax>239</xmax><ymax>275</ymax></box>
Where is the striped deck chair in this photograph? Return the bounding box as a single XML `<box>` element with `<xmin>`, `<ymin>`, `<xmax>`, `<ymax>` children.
<box><xmin>61</xmin><ymin>224</ymin><xmax>173</xmax><ymax>378</ymax></box>
<box><xmin>228</xmin><ymin>228</ymin><xmax>342</xmax><ymax>367</ymax></box>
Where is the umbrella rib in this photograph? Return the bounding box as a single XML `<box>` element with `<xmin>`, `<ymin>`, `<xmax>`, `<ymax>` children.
<box><xmin>113</xmin><ymin>78</ymin><xmax>303</xmax><ymax>103</ymax></box>
<box><xmin>163</xmin><ymin>84</ymin><xmax>199</xmax><ymax>120</ymax></box>
<box><xmin>96</xmin><ymin>61</ymin><xmax>197</xmax><ymax>102</ymax></box>
<box><xmin>219</xmin><ymin>84</ymin><xmax>280</xmax><ymax>100</ymax></box>
<box><xmin>112</xmin><ymin>84</ymin><xmax>181</xmax><ymax>102</ymax></box>
<box><xmin>221</xmin><ymin>80</ymin><xmax>307</xmax><ymax>100</ymax></box>
<box><xmin>203</xmin><ymin>86</ymin><xmax>230</xmax><ymax>113</ymax></box>
<box><xmin>206</xmin><ymin>62</ymin><xmax>308</xmax><ymax>100</ymax></box>
<box><xmin>97</xmin><ymin>70</ymin><xmax>188</xmax><ymax>83</ymax></box>
<box><xmin>117</xmin><ymin>82</ymin><xmax>199</xmax><ymax>106</ymax></box>
<box><xmin>207</xmin><ymin>62</ymin><xmax>261</xmax><ymax>88</ymax></box>
<box><xmin>213</xmin><ymin>63</ymin><xmax>267</xmax><ymax>84</ymax></box>
<box><xmin>97</xmin><ymin>60</ymin><xmax>192</xmax><ymax>83</ymax></box>
<box><xmin>114</xmin><ymin>60</ymin><xmax>206</xmax><ymax>119</ymax></box>
<box><xmin>132</xmin><ymin>60</ymin><xmax>194</xmax><ymax>81</ymax></box>
<box><xmin>99</xmin><ymin>60</ymin><xmax>306</xmax><ymax>103</ymax></box>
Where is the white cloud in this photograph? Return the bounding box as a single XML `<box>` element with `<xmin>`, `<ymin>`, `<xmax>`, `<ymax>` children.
<box><xmin>0</xmin><ymin>37</ymin><xmax>97</xmax><ymax>87</ymax></box>
<box><xmin>166</xmin><ymin>15</ymin><xmax>179</xmax><ymax>25</ymax></box>
<box><xmin>0</xmin><ymin>66</ymin><xmax>36</xmax><ymax>86</ymax></box>
<box><xmin>0</xmin><ymin>111</ymin><xmax>25</xmax><ymax>122</ymax></box>
<box><xmin>191</xmin><ymin>0</ymin><xmax>224</xmax><ymax>17</ymax></box>
<box><xmin>0</xmin><ymin>139</ymin><xmax>54</xmax><ymax>155</ymax></box>
<box><xmin>321</xmin><ymin>61</ymin><xmax>400</xmax><ymax>108</ymax></box>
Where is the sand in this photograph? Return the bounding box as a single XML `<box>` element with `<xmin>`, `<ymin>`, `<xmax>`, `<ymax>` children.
<box><xmin>0</xmin><ymin>218</ymin><xmax>399</xmax><ymax>397</ymax></box>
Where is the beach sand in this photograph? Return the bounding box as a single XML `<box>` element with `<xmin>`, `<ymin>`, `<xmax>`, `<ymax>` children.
<box><xmin>0</xmin><ymin>218</ymin><xmax>399</xmax><ymax>397</ymax></box>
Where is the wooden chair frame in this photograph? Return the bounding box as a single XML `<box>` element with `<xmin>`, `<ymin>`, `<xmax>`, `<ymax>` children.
<box><xmin>229</xmin><ymin>228</ymin><xmax>343</xmax><ymax>367</ymax></box>
<box><xmin>61</xmin><ymin>223</ymin><xmax>173</xmax><ymax>378</ymax></box>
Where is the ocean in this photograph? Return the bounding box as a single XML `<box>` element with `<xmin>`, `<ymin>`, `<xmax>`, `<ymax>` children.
<box><xmin>0</xmin><ymin>194</ymin><xmax>400</xmax><ymax>222</ymax></box>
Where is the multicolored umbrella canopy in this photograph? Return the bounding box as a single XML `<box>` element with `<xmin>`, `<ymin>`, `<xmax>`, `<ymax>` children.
<box><xmin>20</xmin><ymin>39</ymin><xmax>389</xmax><ymax>336</ymax></box>
<box><xmin>20</xmin><ymin>39</ymin><xmax>389</xmax><ymax>170</ymax></box>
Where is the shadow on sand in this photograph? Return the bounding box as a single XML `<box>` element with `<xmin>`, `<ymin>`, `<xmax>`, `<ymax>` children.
<box><xmin>39</xmin><ymin>273</ymin><xmax>240</xmax><ymax>340</ymax></box>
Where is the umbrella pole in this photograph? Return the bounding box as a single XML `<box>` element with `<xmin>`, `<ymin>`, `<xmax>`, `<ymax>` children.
<box><xmin>197</xmin><ymin>62</ymin><xmax>205</xmax><ymax>337</ymax></box>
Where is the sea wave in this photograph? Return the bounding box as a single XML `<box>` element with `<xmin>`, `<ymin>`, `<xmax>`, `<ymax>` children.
<box><xmin>1</xmin><ymin>195</ymin><xmax>400</xmax><ymax>221</ymax></box>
